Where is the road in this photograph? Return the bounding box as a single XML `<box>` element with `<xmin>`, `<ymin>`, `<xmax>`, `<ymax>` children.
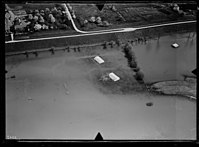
<box><xmin>5</xmin><ymin>20</ymin><xmax>196</xmax><ymax>44</ymax></box>
<box><xmin>5</xmin><ymin>3</ymin><xmax>196</xmax><ymax>44</ymax></box>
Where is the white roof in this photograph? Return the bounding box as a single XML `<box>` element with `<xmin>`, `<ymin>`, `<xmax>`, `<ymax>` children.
<box><xmin>109</xmin><ymin>72</ymin><xmax>120</xmax><ymax>81</ymax></box>
<box><xmin>172</xmin><ymin>43</ymin><xmax>179</xmax><ymax>48</ymax></box>
<box><xmin>94</xmin><ymin>56</ymin><xmax>105</xmax><ymax>64</ymax></box>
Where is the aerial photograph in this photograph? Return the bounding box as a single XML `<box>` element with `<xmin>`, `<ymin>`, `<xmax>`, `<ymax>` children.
<box><xmin>5</xmin><ymin>1</ymin><xmax>197</xmax><ymax>140</ymax></box>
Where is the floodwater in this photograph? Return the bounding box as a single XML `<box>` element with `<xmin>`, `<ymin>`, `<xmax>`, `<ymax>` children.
<box><xmin>133</xmin><ymin>32</ymin><xmax>196</xmax><ymax>82</ymax></box>
<box><xmin>5</xmin><ymin>32</ymin><xmax>196</xmax><ymax>140</ymax></box>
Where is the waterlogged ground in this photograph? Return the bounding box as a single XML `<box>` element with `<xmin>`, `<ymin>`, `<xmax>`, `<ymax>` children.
<box><xmin>5</xmin><ymin>32</ymin><xmax>196</xmax><ymax>139</ymax></box>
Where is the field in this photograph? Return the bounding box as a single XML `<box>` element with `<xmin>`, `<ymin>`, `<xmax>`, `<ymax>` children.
<box><xmin>71</xmin><ymin>3</ymin><xmax>196</xmax><ymax>31</ymax></box>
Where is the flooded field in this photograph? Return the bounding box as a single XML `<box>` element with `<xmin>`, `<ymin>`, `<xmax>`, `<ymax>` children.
<box><xmin>5</xmin><ymin>32</ymin><xmax>196</xmax><ymax>140</ymax></box>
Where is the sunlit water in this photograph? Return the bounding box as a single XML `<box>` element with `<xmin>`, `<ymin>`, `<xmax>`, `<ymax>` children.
<box><xmin>5</xmin><ymin>32</ymin><xmax>196</xmax><ymax>140</ymax></box>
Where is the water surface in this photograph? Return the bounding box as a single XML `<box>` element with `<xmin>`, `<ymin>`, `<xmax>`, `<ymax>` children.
<box><xmin>6</xmin><ymin>32</ymin><xmax>196</xmax><ymax>139</ymax></box>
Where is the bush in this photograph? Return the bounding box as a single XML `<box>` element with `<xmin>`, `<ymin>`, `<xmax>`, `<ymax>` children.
<box><xmin>103</xmin><ymin>41</ymin><xmax>108</xmax><ymax>49</ymax></box>
<box><xmin>128</xmin><ymin>60</ymin><xmax>137</xmax><ymax>68</ymax></box>
<box><xmin>124</xmin><ymin>53</ymin><xmax>133</xmax><ymax>61</ymax></box>
<box><xmin>132</xmin><ymin>67</ymin><xmax>140</xmax><ymax>72</ymax></box>
<box><xmin>116</xmin><ymin>40</ymin><xmax>122</xmax><ymax>46</ymax></box>
<box><xmin>134</xmin><ymin>71</ymin><xmax>144</xmax><ymax>81</ymax></box>
<box><xmin>123</xmin><ymin>42</ymin><xmax>133</xmax><ymax>52</ymax></box>
<box><xmin>123</xmin><ymin>43</ymin><xmax>136</xmax><ymax>66</ymax></box>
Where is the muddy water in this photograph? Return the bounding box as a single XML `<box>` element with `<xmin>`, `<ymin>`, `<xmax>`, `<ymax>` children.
<box><xmin>5</xmin><ymin>32</ymin><xmax>196</xmax><ymax>140</ymax></box>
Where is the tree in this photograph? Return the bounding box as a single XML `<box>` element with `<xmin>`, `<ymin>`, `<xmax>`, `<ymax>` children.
<box><xmin>134</xmin><ymin>71</ymin><xmax>144</xmax><ymax>82</ymax></box>
<box><xmin>128</xmin><ymin>60</ymin><xmax>137</xmax><ymax>68</ymax></box>
<box><xmin>123</xmin><ymin>43</ymin><xmax>137</xmax><ymax>67</ymax></box>
<box><xmin>123</xmin><ymin>43</ymin><xmax>145</xmax><ymax>84</ymax></box>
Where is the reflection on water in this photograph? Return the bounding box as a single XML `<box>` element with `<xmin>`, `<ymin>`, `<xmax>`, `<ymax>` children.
<box><xmin>155</xmin><ymin>39</ymin><xmax>160</xmax><ymax>52</ymax></box>
<box><xmin>5</xmin><ymin>32</ymin><xmax>196</xmax><ymax>140</ymax></box>
<box><xmin>145</xmin><ymin>41</ymin><xmax>152</xmax><ymax>53</ymax></box>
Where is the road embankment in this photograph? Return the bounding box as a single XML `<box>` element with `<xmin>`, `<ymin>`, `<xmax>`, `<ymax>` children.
<box><xmin>5</xmin><ymin>21</ymin><xmax>196</xmax><ymax>53</ymax></box>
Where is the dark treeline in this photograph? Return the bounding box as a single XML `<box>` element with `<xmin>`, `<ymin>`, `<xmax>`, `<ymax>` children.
<box><xmin>123</xmin><ymin>43</ymin><xmax>145</xmax><ymax>84</ymax></box>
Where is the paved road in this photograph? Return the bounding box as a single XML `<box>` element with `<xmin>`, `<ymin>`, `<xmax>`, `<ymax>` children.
<box><xmin>5</xmin><ymin>3</ymin><xmax>196</xmax><ymax>44</ymax></box>
<box><xmin>5</xmin><ymin>20</ymin><xmax>196</xmax><ymax>44</ymax></box>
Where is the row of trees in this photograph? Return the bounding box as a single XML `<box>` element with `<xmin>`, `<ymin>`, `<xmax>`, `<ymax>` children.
<box><xmin>123</xmin><ymin>43</ymin><xmax>145</xmax><ymax>84</ymax></box>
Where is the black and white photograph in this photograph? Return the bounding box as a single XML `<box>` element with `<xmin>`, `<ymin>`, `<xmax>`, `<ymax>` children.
<box><xmin>4</xmin><ymin>0</ymin><xmax>197</xmax><ymax>142</ymax></box>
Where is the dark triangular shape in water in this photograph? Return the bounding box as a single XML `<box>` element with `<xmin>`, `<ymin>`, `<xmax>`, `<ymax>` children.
<box><xmin>192</xmin><ymin>68</ymin><xmax>197</xmax><ymax>76</ymax></box>
<box><xmin>94</xmin><ymin>132</ymin><xmax>103</xmax><ymax>141</ymax></box>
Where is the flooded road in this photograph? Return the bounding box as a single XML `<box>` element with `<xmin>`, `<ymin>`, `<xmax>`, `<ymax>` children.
<box><xmin>6</xmin><ymin>32</ymin><xmax>196</xmax><ymax>140</ymax></box>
